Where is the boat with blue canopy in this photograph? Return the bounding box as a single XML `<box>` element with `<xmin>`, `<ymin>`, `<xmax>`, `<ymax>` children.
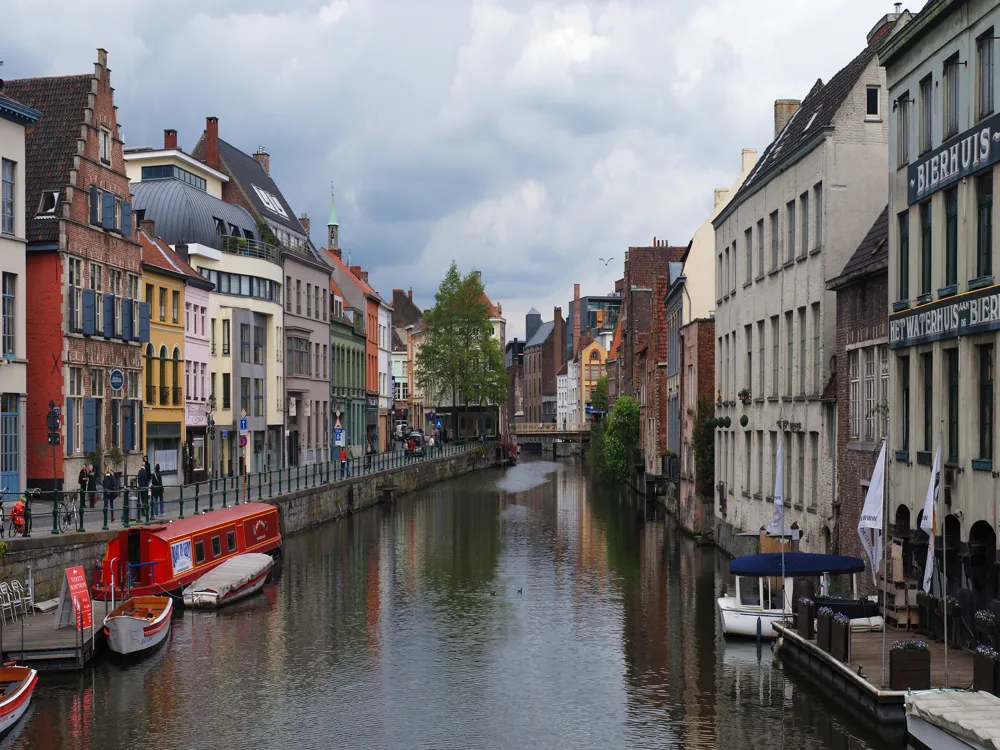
<box><xmin>719</xmin><ymin>552</ymin><xmax>881</xmax><ymax>639</ymax></box>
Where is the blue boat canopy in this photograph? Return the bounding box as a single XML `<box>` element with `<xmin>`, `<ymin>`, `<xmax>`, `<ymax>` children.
<box><xmin>730</xmin><ymin>552</ymin><xmax>866</xmax><ymax>578</ymax></box>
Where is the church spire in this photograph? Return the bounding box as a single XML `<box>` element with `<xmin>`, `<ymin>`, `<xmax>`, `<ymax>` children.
<box><xmin>327</xmin><ymin>182</ymin><xmax>340</xmax><ymax>252</ymax></box>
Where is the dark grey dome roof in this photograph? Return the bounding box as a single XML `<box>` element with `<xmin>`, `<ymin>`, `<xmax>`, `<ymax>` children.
<box><xmin>130</xmin><ymin>178</ymin><xmax>257</xmax><ymax>250</ymax></box>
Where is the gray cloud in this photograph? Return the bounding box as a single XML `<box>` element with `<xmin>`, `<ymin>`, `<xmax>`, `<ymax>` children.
<box><xmin>4</xmin><ymin>0</ymin><xmax>890</xmax><ymax>337</ymax></box>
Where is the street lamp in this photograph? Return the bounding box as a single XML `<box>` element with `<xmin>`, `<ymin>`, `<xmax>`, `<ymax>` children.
<box><xmin>207</xmin><ymin>394</ymin><xmax>216</xmax><ymax>478</ymax></box>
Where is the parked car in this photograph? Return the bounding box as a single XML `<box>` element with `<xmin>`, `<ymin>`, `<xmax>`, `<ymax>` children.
<box><xmin>407</xmin><ymin>431</ymin><xmax>425</xmax><ymax>456</ymax></box>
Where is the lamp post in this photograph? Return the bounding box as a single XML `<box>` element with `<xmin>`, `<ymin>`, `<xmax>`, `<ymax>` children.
<box><xmin>207</xmin><ymin>394</ymin><xmax>216</xmax><ymax>478</ymax></box>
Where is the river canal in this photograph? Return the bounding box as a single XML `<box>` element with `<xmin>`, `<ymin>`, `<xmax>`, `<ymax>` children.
<box><xmin>9</xmin><ymin>459</ymin><xmax>891</xmax><ymax>749</ymax></box>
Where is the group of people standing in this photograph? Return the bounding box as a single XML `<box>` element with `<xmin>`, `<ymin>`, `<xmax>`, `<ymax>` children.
<box><xmin>79</xmin><ymin>458</ymin><xmax>165</xmax><ymax>521</ymax></box>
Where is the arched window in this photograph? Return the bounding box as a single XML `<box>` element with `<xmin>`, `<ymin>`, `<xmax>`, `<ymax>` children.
<box><xmin>173</xmin><ymin>347</ymin><xmax>182</xmax><ymax>405</ymax></box>
<box><xmin>145</xmin><ymin>344</ymin><xmax>155</xmax><ymax>404</ymax></box>
<box><xmin>159</xmin><ymin>345</ymin><xmax>168</xmax><ymax>405</ymax></box>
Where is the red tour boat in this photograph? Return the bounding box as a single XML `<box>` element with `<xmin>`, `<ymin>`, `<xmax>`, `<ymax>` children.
<box><xmin>92</xmin><ymin>503</ymin><xmax>281</xmax><ymax>601</ymax></box>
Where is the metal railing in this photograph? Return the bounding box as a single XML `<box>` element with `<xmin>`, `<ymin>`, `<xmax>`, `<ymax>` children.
<box><xmin>221</xmin><ymin>236</ymin><xmax>280</xmax><ymax>264</ymax></box>
<box><xmin>173</xmin><ymin>386</ymin><xmax>183</xmax><ymax>406</ymax></box>
<box><xmin>146</xmin><ymin>384</ymin><xmax>155</xmax><ymax>404</ymax></box>
<box><xmin>8</xmin><ymin>438</ymin><xmax>499</xmax><ymax>538</ymax></box>
<box><xmin>159</xmin><ymin>386</ymin><xmax>169</xmax><ymax>405</ymax></box>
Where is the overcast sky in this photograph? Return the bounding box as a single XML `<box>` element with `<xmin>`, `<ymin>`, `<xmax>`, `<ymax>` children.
<box><xmin>5</xmin><ymin>0</ymin><xmax>906</xmax><ymax>339</ymax></box>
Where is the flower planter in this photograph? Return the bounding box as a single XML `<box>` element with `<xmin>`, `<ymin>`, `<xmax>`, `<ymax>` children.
<box><xmin>973</xmin><ymin>653</ymin><xmax>999</xmax><ymax>695</ymax></box>
<box><xmin>830</xmin><ymin>619</ymin><xmax>851</xmax><ymax>663</ymax></box>
<box><xmin>890</xmin><ymin>649</ymin><xmax>931</xmax><ymax>691</ymax></box>
<box><xmin>797</xmin><ymin>604</ymin><xmax>815</xmax><ymax>640</ymax></box>
<box><xmin>817</xmin><ymin>615</ymin><xmax>832</xmax><ymax>652</ymax></box>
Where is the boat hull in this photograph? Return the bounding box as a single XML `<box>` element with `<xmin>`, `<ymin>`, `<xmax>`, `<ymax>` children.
<box><xmin>183</xmin><ymin>554</ymin><xmax>273</xmax><ymax>609</ymax></box>
<box><xmin>0</xmin><ymin>668</ymin><xmax>37</xmax><ymax>738</ymax></box>
<box><xmin>906</xmin><ymin>714</ymin><xmax>981</xmax><ymax>750</ymax></box>
<box><xmin>718</xmin><ymin>597</ymin><xmax>785</xmax><ymax>639</ymax></box>
<box><xmin>103</xmin><ymin>597</ymin><xmax>172</xmax><ymax>656</ymax></box>
<box><xmin>184</xmin><ymin>567</ymin><xmax>269</xmax><ymax>609</ymax></box>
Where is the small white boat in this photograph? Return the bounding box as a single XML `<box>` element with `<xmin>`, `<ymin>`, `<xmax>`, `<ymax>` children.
<box><xmin>103</xmin><ymin>596</ymin><xmax>173</xmax><ymax>656</ymax></box>
<box><xmin>182</xmin><ymin>553</ymin><xmax>273</xmax><ymax>609</ymax></box>
<box><xmin>906</xmin><ymin>690</ymin><xmax>1000</xmax><ymax>750</ymax></box>
<box><xmin>0</xmin><ymin>665</ymin><xmax>37</xmax><ymax>737</ymax></box>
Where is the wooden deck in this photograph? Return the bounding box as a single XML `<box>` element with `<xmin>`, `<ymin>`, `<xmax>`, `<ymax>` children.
<box><xmin>844</xmin><ymin>627</ymin><xmax>974</xmax><ymax>690</ymax></box>
<box><xmin>0</xmin><ymin>610</ymin><xmax>101</xmax><ymax>671</ymax></box>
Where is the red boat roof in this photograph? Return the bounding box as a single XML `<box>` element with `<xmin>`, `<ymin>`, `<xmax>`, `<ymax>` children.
<box><xmin>134</xmin><ymin>503</ymin><xmax>278</xmax><ymax>542</ymax></box>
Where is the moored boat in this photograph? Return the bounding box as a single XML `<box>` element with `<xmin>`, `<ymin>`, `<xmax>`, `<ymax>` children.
<box><xmin>103</xmin><ymin>596</ymin><xmax>172</xmax><ymax>656</ymax></box>
<box><xmin>906</xmin><ymin>690</ymin><xmax>1000</xmax><ymax>750</ymax></box>
<box><xmin>182</xmin><ymin>553</ymin><xmax>274</xmax><ymax>609</ymax></box>
<box><xmin>0</xmin><ymin>665</ymin><xmax>37</xmax><ymax>737</ymax></box>
<box><xmin>718</xmin><ymin>552</ymin><xmax>870</xmax><ymax>639</ymax></box>
<box><xmin>92</xmin><ymin>503</ymin><xmax>282</xmax><ymax>601</ymax></box>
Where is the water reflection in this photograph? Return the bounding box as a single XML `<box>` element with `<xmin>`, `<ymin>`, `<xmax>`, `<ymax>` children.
<box><xmin>11</xmin><ymin>459</ymin><xmax>891</xmax><ymax>749</ymax></box>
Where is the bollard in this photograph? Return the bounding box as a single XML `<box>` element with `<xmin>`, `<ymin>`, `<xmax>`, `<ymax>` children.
<box><xmin>208</xmin><ymin>477</ymin><xmax>214</xmax><ymax>511</ymax></box>
<box><xmin>78</xmin><ymin>488</ymin><xmax>85</xmax><ymax>533</ymax></box>
<box><xmin>51</xmin><ymin>490</ymin><xmax>59</xmax><ymax>535</ymax></box>
<box><xmin>145</xmin><ymin>489</ymin><xmax>152</xmax><ymax>524</ymax></box>
<box><xmin>756</xmin><ymin>617</ymin><xmax>762</xmax><ymax>643</ymax></box>
<box><xmin>194</xmin><ymin>481</ymin><xmax>200</xmax><ymax>516</ymax></box>
<box><xmin>269</xmin><ymin>470</ymin><xmax>273</xmax><ymax>498</ymax></box>
<box><xmin>179</xmin><ymin>484</ymin><xmax>185</xmax><ymax>519</ymax></box>
<box><xmin>23</xmin><ymin>491</ymin><xmax>31</xmax><ymax>538</ymax></box>
<box><xmin>123</xmin><ymin>489</ymin><xmax>130</xmax><ymax>529</ymax></box>
<box><xmin>222</xmin><ymin>477</ymin><xmax>228</xmax><ymax>509</ymax></box>
<box><xmin>258</xmin><ymin>472</ymin><xmax>263</xmax><ymax>502</ymax></box>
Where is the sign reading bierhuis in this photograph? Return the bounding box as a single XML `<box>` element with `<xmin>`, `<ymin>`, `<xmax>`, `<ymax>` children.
<box><xmin>908</xmin><ymin>110</ymin><xmax>1000</xmax><ymax>204</ymax></box>
<box><xmin>889</xmin><ymin>285</ymin><xmax>1000</xmax><ymax>349</ymax></box>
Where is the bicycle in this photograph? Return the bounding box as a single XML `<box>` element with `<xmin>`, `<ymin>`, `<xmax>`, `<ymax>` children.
<box><xmin>57</xmin><ymin>492</ymin><xmax>78</xmax><ymax>534</ymax></box>
<box><xmin>7</xmin><ymin>488</ymin><xmax>37</xmax><ymax>538</ymax></box>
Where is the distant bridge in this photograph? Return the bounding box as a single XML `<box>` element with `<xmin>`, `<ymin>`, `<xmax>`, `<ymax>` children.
<box><xmin>513</xmin><ymin>423</ymin><xmax>591</xmax><ymax>452</ymax></box>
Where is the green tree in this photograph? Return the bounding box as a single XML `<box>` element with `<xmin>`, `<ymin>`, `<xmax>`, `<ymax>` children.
<box><xmin>691</xmin><ymin>396</ymin><xmax>716</xmax><ymax>497</ymax></box>
<box><xmin>591</xmin><ymin>375</ymin><xmax>609</xmax><ymax>412</ymax></box>
<box><xmin>603</xmin><ymin>396</ymin><xmax>640</xmax><ymax>483</ymax></box>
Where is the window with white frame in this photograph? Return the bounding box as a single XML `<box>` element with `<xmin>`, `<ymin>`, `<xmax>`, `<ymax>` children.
<box><xmin>1</xmin><ymin>273</ymin><xmax>15</xmax><ymax>358</ymax></box>
<box><xmin>1</xmin><ymin>159</ymin><xmax>14</xmax><ymax>236</ymax></box>
<box><xmin>944</xmin><ymin>55</ymin><xmax>960</xmax><ymax>138</ymax></box>
<box><xmin>849</xmin><ymin>350</ymin><xmax>860</xmax><ymax>439</ymax></box>
<box><xmin>979</xmin><ymin>30</ymin><xmax>995</xmax><ymax>119</ymax></box>
<box><xmin>100</xmin><ymin>130</ymin><xmax>111</xmax><ymax>164</ymax></box>
<box><xmin>866</xmin><ymin>85</ymin><xmax>880</xmax><ymax>120</ymax></box>
<box><xmin>864</xmin><ymin>347</ymin><xmax>876</xmax><ymax>441</ymax></box>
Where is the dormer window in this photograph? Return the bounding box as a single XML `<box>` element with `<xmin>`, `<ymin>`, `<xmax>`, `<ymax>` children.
<box><xmin>214</xmin><ymin>217</ymin><xmax>226</xmax><ymax>236</ymax></box>
<box><xmin>37</xmin><ymin>190</ymin><xmax>59</xmax><ymax>216</ymax></box>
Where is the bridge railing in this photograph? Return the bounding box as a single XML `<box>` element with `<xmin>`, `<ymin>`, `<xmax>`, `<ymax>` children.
<box><xmin>513</xmin><ymin>423</ymin><xmax>591</xmax><ymax>435</ymax></box>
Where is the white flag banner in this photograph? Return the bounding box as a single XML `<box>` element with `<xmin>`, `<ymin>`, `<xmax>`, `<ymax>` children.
<box><xmin>766</xmin><ymin>435</ymin><xmax>784</xmax><ymax>535</ymax></box>
<box><xmin>857</xmin><ymin>440</ymin><xmax>886</xmax><ymax>586</ymax></box>
<box><xmin>920</xmin><ymin>441</ymin><xmax>941</xmax><ymax>594</ymax></box>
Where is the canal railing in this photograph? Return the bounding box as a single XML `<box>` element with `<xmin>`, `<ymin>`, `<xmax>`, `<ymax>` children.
<box><xmin>1</xmin><ymin>439</ymin><xmax>497</xmax><ymax>538</ymax></box>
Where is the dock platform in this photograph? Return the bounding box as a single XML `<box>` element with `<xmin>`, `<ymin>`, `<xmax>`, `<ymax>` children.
<box><xmin>0</xmin><ymin>610</ymin><xmax>101</xmax><ymax>671</ymax></box>
<box><xmin>774</xmin><ymin>622</ymin><xmax>975</xmax><ymax>745</ymax></box>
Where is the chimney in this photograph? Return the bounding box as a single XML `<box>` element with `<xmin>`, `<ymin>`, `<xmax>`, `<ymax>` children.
<box><xmin>299</xmin><ymin>213</ymin><xmax>310</xmax><ymax>237</ymax></box>
<box><xmin>742</xmin><ymin>148</ymin><xmax>758</xmax><ymax>173</ymax></box>
<box><xmin>774</xmin><ymin>100</ymin><xmax>801</xmax><ymax>137</ymax></box>
<box><xmin>254</xmin><ymin>145</ymin><xmax>270</xmax><ymax>174</ymax></box>
<box><xmin>175</xmin><ymin>243</ymin><xmax>190</xmax><ymax>262</ymax></box>
<box><xmin>361</xmin><ymin>271</ymin><xmax>369</xmax><ymax>283</ymax></box>
<box><xmin>206</xmin><ymin>117</ymin><xmax>219</xmax><ymax>170</ymax></box>
<box><xmin>164</xmin><ymin>129</ymin><xmax>178</xmax><ymax>150</ymax></box>
<box><xmin>139</xmin><ymin>218</ymin><xmax>155</xmax><ymax>236</ymax></box>
<box><xmin>572</xmin><ymin>283</ymin><xmax>581</xmax><ymax>358</ymax></box>
<box><xmin>408</xmin><ymin>288</ymin><xmax>412</xmax><ymax>300</ymax></box>
<box><xmin>868</xmin><ymin>6</ymin><xmax>903</xmax><ymax>45</ymax></box>
<box><xmin>554</xmin><ymin>307</ymin><xmax>566</xmax><ymax>369</ymax></box>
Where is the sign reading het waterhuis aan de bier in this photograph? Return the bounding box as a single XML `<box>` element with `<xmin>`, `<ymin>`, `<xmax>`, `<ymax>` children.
<box><xmin>889</xmin><ymin>285</ymin><xmax>1000</xmax><ymax>349</ymax></box>
<box><xmin>908</xmin><ymin>110</ymin><xmax>1000</xmax><ymax>204</ymax></box>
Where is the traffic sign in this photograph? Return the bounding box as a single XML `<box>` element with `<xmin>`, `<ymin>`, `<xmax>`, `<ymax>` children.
<box><xmin>334</xmin><ymin>416</ymin><xmax>342</xmax><ymax>430</ymax></box>
<box><xmin>47</xmin><ymin>431</ymin><xmax>60</xmax><ymax>445</ymax></box>
<box><xmin>334</xmin><ymin>427</ymin><xmax>344</xmax><ymax>446</ymax></box>
<box><xmin>239</xmin><ymin>435</ymin><xmax>248</xmax><ymax>447</ymax></box>
<box><xmin>241</xmin><ymin>409</ymin><xmax>247</xmax><ymax>419</ymax></box>
<box><xmin>436</xmin><ymin>419</ymin><xmax>442</xmax><ymax>429</ymax></box>
<box><xmin>109</xmin><ymin>369</ymin><xmax>125</xmax><ymax>391</ymax></box>
<box><xmin>239</xmin><ymin>418</ymin><xmax>248</xmax><ymax>431</ymax></box>
<box><xmin>221</xmin><ymin>429</ymin><xmax>228</xmax><ymax>439</ymax></box>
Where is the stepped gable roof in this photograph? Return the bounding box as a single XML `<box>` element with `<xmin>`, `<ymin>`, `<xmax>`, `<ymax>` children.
<box><xmin>828</xmin><ymin>205</ymin><xmax>889</xmax><ymax>290</ymax></box>
<box><xmin>139</xmin><ymin>230</ymin><xmax>213</xmax><ymax>290</ymax></box>
<box><xmin>3</xmin><ymin>74</ymin><xmax>92</xmax><ymax>244</ymax></box>
<box><xmin>191</xmin><ymin>134</ymin><xmax>306</xmax><ymax>237</ymax></box>
<box><xmin>719</xmin><ymin>28</ymin><xmax>893</xmax><ymax>225</ymax></box>
<box><xmin>525</xmin><ymin>321</ymin><xmax>554</xmax><ymax>349</ymax></box>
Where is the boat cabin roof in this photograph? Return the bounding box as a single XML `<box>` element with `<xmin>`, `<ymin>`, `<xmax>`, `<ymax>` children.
<box><xmin>130</xmin><ymin>503</ymin><xmax>277</xmax><ymax>543</ymax></box>
<box><xmin>730</xmin><ymin>552</ymin><xmax>865</xmax><ymax>578</ymax></box>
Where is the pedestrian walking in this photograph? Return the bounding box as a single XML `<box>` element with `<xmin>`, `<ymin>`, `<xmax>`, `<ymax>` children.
<box><xmin>428</xmin><ymin>434</ymin><xmax>435</xmax><ymax>457</ymax></box>
<box><xmin>103</xmin><ymin>465</ymin><xmax>118</xmax><ymax>522</ymax></box>
<box><xmin>339</xmin><ymin>445</ymin><xmax>348</xmax><ymax>479</ymax></box>
<box><xmin>87</xmin><ymin>463</ymin><xmax>98</xmax><ymax>508</ymax></box>
<box><xmin>151</xmin><ymin>463</ymin><xmax>164</xmax><ymax>515</ymax></box>
<box><xmin>137</xmin><ymin>457</ymin><xmax>150</xmax><ymax>517</ymax></box>
<box><xmin>78</xmin><ymin>464</ymin><xmax>88</xmax><ymax>507</ymax></box>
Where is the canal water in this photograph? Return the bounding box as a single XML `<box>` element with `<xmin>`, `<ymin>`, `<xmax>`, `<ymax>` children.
<box><xmin>9</xmin><ymin>460</ymin><xmax>892</xmax><ymax>749</ymax></box>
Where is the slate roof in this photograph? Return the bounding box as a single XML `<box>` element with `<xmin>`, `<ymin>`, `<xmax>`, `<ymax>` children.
<box><xmin>525</xmin><ymin>320</ymin><xmax>554</xmax><ymax>349</ymax></box>
<box><xmin>827</xmin><ymin>205</ymin><xmax>889</xmax><ymax>290</ymax></box>
<box><xmin>527</xmin><ymin>307</ymin><xmax>540</xmax><ymax>316</ymax></box>
<box><xmin>3</xmin><ymin>74</ymin><xmax>92</xmax><ymax>244</ymax></box>
<box><xmin>139</xmin><ymin>230</ymin><xmax>213</xmax><ymax>290</ymax></box>
<box><xmin>391</xmin><ymin>289</ymin><xmax>422</xmax><ymax>329</ymax></box>
<box><xmin>718</xmin><ymin>23</ymin><xmax>895</xmax><ymax>225</ymax></box>
<box><xmin>131</xmin><ymin>178</ymin><xmax>257</xmax><ymax>251</ymax></box>
<box><xmin>191</xmin><ymin>134</ymin><xmax>306</xmax><ymax>237</ymax></box>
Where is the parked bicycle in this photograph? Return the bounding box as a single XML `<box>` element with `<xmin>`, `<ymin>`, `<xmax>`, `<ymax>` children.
<box><xmin>57</xmin><ymin>491</ymin><xmax>78</xmax><ymax>534</ymax></box>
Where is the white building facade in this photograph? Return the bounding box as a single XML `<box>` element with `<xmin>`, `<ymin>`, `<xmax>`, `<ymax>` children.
<box><xmin>883</xmin><ymin>0</ymin><xmax>1000</xmax><ymax>600</ymax></box>
<box><xmin>712</xmin><ymin>12</ymin><xmax>905</xmax><ymax>551</ymax></box>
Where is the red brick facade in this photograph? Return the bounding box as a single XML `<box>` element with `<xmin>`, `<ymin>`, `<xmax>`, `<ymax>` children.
<box><xmin>679</xmin><ymin>318</ymin><xmax>716</xmax><ymax>534</ymax></box>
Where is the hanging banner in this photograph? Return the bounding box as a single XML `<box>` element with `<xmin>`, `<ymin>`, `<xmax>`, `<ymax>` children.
<box><xmin>766</xmin><ymin>436</ymin><xmax>784</xmax><ymax>535</ymax></box>
<box><xmin>858</xmin><ymin>440</ymin><xmax>886</xmax><ymax>585</ymax></box>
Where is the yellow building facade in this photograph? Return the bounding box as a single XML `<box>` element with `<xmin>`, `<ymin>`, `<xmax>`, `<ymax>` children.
<box><xmin>579</xmin><ymin>340</ymin><xmax>607</xmax><ymax>416</ymax></box>
<box><xmin>140</xmin><ymin>232</ymin><xmax>188</xmax><ymax>484</ymax></box>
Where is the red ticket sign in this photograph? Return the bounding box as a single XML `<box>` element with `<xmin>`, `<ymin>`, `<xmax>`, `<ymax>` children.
<box><xmin>64</xmin><ymin>565</ymin><xmax>92</xmax><ymax>630</ymax></box>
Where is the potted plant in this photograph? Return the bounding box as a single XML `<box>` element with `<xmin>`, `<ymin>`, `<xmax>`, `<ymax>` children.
<box><xmin>890</xmin><ymin>639</ymin><xmax>931</xmax><ymax>690</ymax></box>
<box><xmin>976</xmin><ymin>609</ymin><xmax>997</xmax><ymax>646</ymax></box>
<box><xmin>816</xmin><ymin>606</ymin><xmax>834</xmax><ymax>652</ymax></box>
<box><xmin>797</xmin><ymin>597</ymin><xmax>815</xmax><ymax>639</ymax></box>
<box><xmin>738</xmin><ymin>387</ymin><xmax>752</xmax><ymax>405</ymax></box>
<box><xmin>830</xmin><ymin>612</ymin><xmax>851</xmax><ymax>662</ymax></box>
<box><xmin>974</xmin><ymin>644</ymin><xmax>999</xmax><ymax>695</ymax></box>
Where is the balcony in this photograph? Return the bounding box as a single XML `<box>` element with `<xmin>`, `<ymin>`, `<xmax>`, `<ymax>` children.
<box><xmin>221</xmin><ymin>235</ymin><xmax>280</xmax><ymax>264</ymax></box>
<box><xmin>160</xmin><ymin>386</ymin><xmax>169</xmax><ymax>406</ymax></box>
<box><xmin>146</xmin><ymin>384</ymin><xmax>155</xmax><ymax>404</ymax></box>
<box><xmin>173</xmin><ymin>386</ymin><xmax>183</xmax><ymax>406</ymax></box>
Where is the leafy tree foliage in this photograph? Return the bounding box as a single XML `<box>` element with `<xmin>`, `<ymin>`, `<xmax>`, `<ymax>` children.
<box><xmin>691</xmin><ymin>396</ymin><xmax>716</xmax><ymax>497</ymax></box>
<box><xmin>602</xmin><ymin>396</ymin><xmax>640</xmax><ymax>483</ymax></box>
<box><xmin>590</xmin><ymin>375</ymin><xmax>609</xmax><ymax>412</ymax></box>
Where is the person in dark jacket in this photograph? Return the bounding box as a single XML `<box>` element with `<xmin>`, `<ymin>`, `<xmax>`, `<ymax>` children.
<box><xmin>137</xmin><ymin>458</ymin><xmax>149</xmax><ymax>516</ymax></box>
<box><xmin>151</xmin><ymin>463</ymin><xmax>164</xmax><ymax>515</ymax></box>
<box><xmin>87</xmin><ymin>463</ymin><xmax>99</xmax><ymax>508</ymax></box>
<box><xmin>78</xmin><ymin>465</ymin><xmax>89</xmax><ymax>502</ymax></box>
<box><xmin>103</xmin><ymin>465</ymin><xmax>118</xmax><ymax>522</ymax></box>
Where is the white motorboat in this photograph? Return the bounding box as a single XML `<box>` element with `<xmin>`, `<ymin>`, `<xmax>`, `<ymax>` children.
<box><xmin>0</xmin><ymin>665</ymin><xmax>37</xmax><ymax>738</ymax></box>
<box><xmin>103</xmin><ymin>596</ymin><xmax>172</xmax><ymax>656</ymax></box>
<box><xmin>182</xmin><ymin>553</ymin><xmax>273</xmax><ymax>609</ymax></box>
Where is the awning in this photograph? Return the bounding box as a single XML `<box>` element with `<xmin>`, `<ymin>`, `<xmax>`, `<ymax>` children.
<box><xmin>730</xmin><ymin>552</ymin><xmax>865</xmax><ymax>578</ymax></box>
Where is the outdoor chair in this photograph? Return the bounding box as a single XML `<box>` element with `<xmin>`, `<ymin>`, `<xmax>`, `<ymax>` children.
<box><xmin>10</xmin><ymin>580</ymin><xmax>30</xmax><ymax>617</ymax></box>
<box><xmin>0</xmin><ymin>583</ymin><xmax>18</xmax><ymax>623</ymax></box>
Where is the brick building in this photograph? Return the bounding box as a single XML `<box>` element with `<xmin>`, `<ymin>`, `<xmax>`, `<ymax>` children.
<box><xmin>827</xmin><ymin>206</ymin><xmax>888</xmax><ymax>586</ymax></box>
<box><xmin>523</xmin><ymin>308</ymin><xmax>565</xmax><ymax>424</ymax></box>
<box><xmin>679</xmin><ymin>317</ymin><xmax>717</xmax><ymax>536</ymax></box>
<box><xmin>8</xmin><ymin>50</ymin><xmax>150</xmax><ymax>490</ymax></box>
<box><xmin>505</xmin><ymin>338</ymin><xmax>525</xmax><ymax>427</ymax></box>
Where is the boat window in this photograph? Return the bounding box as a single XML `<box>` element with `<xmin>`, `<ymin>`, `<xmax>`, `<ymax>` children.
<box><xmin>738</xmin><ymin>578</ymin><xmax>761</xmax><ymax>607</ymax></box>
<box><xmin>195</xmin><ymin>540</ymin><xmax>205</xmax><ymax>565</ymax></box>
<box><xmin>226</xmin><ymin>530</ymin><xmax>237</xmax><ymax>553</ymax></box>
<box><xmin>211</xmin><ymin>536</ymin><xmax>222</xmax><ymax>557</ymax></box>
